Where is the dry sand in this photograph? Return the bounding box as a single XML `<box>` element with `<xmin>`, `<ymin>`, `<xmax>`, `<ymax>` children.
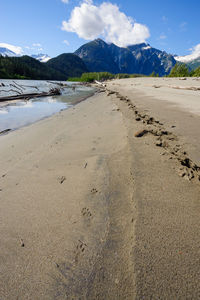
<box><xmin>0</xmin><ymin>78</ymin><xmax>200</xmax><ymax>299</ymax></box>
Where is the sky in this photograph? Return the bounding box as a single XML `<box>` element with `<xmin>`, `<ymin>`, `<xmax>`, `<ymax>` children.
<box><xmin>1</xmin><ymin>0</ymin><xmax>200</xmax><ymax>59</ymax></box>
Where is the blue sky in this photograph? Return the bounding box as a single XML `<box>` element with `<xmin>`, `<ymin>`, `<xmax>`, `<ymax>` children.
<box><xmin>1</xmin><ymin>0</ymin><xmax>200</xmax><ymax>58</ymax></box>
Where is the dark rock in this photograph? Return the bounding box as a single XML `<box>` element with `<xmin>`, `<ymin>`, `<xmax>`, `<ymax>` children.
<box><xmin>134</xmin><ymin>129</ymin><xmax>149</xmax><ymax>137</ymax></box>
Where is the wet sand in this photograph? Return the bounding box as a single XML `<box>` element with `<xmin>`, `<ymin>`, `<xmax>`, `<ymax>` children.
<box><xmin>0</xmin><ymin>78</ymin><xmax>200</xmax><ymax>299</ymax></box>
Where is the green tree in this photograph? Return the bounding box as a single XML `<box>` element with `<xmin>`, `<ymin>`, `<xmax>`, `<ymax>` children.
<box><xmin>169</xmin><ymin>63</ymin><xmax>190</xmax><ymax>77</ymax></box>
<box><xmin>150</xmin><ymin>71</ymin><xmax>159</xmax><ymax>77</ymax></box>
<box><xmin>192</xmin><ymin>66</ymin><xmax>200</xmax><ymax>77</ymax></box>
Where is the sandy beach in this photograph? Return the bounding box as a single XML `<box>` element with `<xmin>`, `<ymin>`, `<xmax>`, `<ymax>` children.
<box><xmin>0</xmin><ymin>78</ymin><xmax>200</xmax><ymax>299</ymax></box>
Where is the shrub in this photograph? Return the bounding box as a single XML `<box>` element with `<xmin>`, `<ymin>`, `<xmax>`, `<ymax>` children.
<box><xmin>192</xmin><ymin>67</ymin><xmax>200</xmax><ymax>77</ymax></box>
<box><xmin>168</xmin><ymin>63</ymin><xmax>190</xmax><ymax>77</ymax></box>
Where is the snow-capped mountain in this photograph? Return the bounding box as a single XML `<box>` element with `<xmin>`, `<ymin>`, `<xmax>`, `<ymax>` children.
<box><xmin>0</xmin><ymin>47</ymin><xmax>18</xmax><ymax>57</ymax></box>
<box><xmin>175</xmin><ymin>54</ymin><xmax>200</xmax><ymax>63</ymax></box>
<box><xmin>0</xmin><ymin>47</ymin><xmax>51</xmax><ymax>63</ymax></box>
<box><xmin>175</xmin><ymin>54</ymin><xmax>200</xmax><ymax>70</ymax></box>
<box><xmin>31</xmin><ymin>53</ymin><xmax>51</xmax><ymax>63</ymax></box>
<box><xmin>175</xmin><ymin>44</ymin><xmax>200</xmax><ymax>69</ymax></box>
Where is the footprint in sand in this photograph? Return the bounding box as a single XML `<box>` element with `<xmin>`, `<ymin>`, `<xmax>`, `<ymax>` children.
<box><xmin>90</xmin><ymin>188</ymin><xmax>98</xmax><ymax>194</ymax></box>
<box><xmin>57</xmin><ymin>176</ymin><xmax>66</xmax><ymax>184</ymax></box>
<box><xmin>81</xmin><ymin>207</ymin><xmax>92</xmax><ymax>218</ymax></box>
<box><xmin>74</xmin><ymin>240</ymin><xmax>87</xmax><ymax>263</ymax></box>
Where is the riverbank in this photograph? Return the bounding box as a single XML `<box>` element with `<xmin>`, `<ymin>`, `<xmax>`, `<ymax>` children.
<box><xmin>0</xmin><ymin>79</ymin><xmax>95</xmax><ymax>132</ymax></box>
<box><xmin>0</xmin><ymin>78</ymin><xmax>200</xmax><ymax>299</ymax></box>
<box><xmin>106</xmin><ymin>77</ymin><xmax>200</xmax><ymax>299</ymax></box>
<box><xmin>0</xmin><ymin>91</ymin><xmax>135</xmax><ymax>299</ymax></box>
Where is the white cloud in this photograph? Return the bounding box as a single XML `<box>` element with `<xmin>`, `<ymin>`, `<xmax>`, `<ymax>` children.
<box><xmin>63</xmin><ymin>40</ymin><xmax>70</xmax><ymax>46</ymax></box>
<box><xmin>176</xmin><ymin>44</ymin><xmax>200</xmax><ymax>62</ymax></box>
<box><xmin>0</xmin><ymin>42</ymin><xmax>23</xmax><ymax>55</ymax></box>
<box><xmin>62</xmin><ymin>1</ymin><xmax>150</xmax><ymax>47</ymax></box>
<box><xmin>62</xmin><ymin>0</ymin><xmax>69</xmax><ymax>3</ymax></box>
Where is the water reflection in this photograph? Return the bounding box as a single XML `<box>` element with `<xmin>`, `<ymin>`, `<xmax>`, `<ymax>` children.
<box><xmin>0</xmin><ymin>97</ymin><xmax>70</xmax><ymax>131</ymax></box>
<box><xmin>0</xmin><ymin>80</ymin><xmax>95</xmax><ymax>132</ymax></box>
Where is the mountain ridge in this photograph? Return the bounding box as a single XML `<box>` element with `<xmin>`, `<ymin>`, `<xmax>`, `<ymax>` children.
<box><xmin>0</xmin><ymin>39</ymin><xmax>189</xmax><ymax>79</ymax></box>
<box><xmin>175</xmin><ymin>55</ymin><xmax>200</xmax><ymax>70</ymax></box>
<box><xmin>31</xmin><ymin>53</ymin><xmax>51</xmax><ymax>63</ymax></box>
<box><xmin>46</xmin><ymin>53</ymin><xmax>88</xmax><ymax>78</ymax></box>
<box><xmin>74</xmin><ymin>39</ymin><xmax>176</xmax><ymax>76</ymax></box>
<box><xmin>0</xmin><ymin>47</ymin><xmax>18</xmax><ymax>57</ymax></box>
<box><xmin>0</xmin><ymin>54</ymin><xmax>87</xmax><ymax>80</ymax></box>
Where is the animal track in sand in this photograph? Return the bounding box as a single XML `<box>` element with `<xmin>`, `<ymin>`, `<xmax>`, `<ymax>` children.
<box><xmin>112</xmin><ymin>89</ymin><xmax>200</xmax><ymax>183</ymax></box>
<box><xmin>57</xmin><ymin>176</ymin><xmax>66</xmax><ymax>184</ymax></box>
<box><xmin>90</xmin><ymin>188</ymin><xmax>98</xmax><ymax>194</ymax></box>
<box><xmin>81</xmin><ymin>207</ymin><xmax>92</xmax><ymax>218</ymax></box>
<box><xmin>74</xmin><ymin>240</ymin><xmax>87</xmax><ymax>263</ymax></box>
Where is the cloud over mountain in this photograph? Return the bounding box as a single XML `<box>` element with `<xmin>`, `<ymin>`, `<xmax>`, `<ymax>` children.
<box><xmin>0</xmin><ymin>43</ymin><xmax>23</xmax><ymax>55</ymax></box>
<box><xmin>176</xmin><ymin>43</ymin><xmax>200</xmax><ymax>62</ymax></box>
<box><xmin>62</xmin><ymin>0</ymin><xmax>150</xmax><ymax>47</ymax></box>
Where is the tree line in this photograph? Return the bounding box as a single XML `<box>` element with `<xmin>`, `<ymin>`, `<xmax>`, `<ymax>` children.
<box><xmin>1</xmin><ymin>54</ymin><xmax>199</xmax><ymax>81</ymax></box>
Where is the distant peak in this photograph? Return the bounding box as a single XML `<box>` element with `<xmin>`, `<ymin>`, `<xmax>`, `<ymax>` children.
<box><xmin>31</xmin><ymin>53</ymin><xmax>51</xmax><ymax>63</ymax></box>
<box><xmin>94</xmin><ymin>38</ymin><xmax>107</xmax><ymax>44</ymax></box>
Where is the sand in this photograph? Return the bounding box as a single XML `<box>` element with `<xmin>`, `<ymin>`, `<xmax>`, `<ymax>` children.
<box><xmin>0</xmin><ymin>78</ymin><xmax>200</xmax><ymax>299</ymax></box>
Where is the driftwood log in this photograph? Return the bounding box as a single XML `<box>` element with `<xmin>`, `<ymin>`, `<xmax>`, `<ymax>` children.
<box><xmin>0</xmin><ymin>88</ymin><xmax>61</xmax><ymax>102</ymax></box>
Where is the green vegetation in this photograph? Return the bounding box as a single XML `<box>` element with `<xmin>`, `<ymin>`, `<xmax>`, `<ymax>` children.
<box><xmin>0</xmin><ymin>55</ymin><xmax>67</xmax><ymax>80</ymax></box>
<box><xmin>68</xmin><ymin>72</ymin><xmax>145</xmax><ymax>82</ymax></box>
<box><xmin>68</xmin><ymin>72</ymin><xmax>114</xmax><ymax>82</ymax></box>
<box><xmin>168</xmin><ymin>63</ymin><xmax>190</xmax><ymax>77</ymax></box>
<box><xmin>168</xmin><ymin>63</ymin><xmax>200</xmax><ymax>77</ymax></box>
<box><xmin>46</xmin><ymin>53</ymin><xmax>88</xmax><ymax>79</ymax></box>
<box><xmin>81</xmin><ymin>72</ymin><xmax>114</xmax><ymax>82</ymax></box>
<box><xmin>115</xmin><ymin>73</ymin><xmax>145</xmax><ymax>79</ymax></box>
<box><xmin>149</xmin><ymin>71</ymin><xmax>159</xmax><ymax>77</ymax></box>
<box><xmin>68</xmin><ymin>65</ymin><xmax>200</xmax><ymax>82</ymax></box>
<box><xmin>1</xmin><ymin>54</ymin><xmax>200</xmax><ymax>81</ymax></box>
<box><xmin>0</xmin><ymin>54</ymin><xmax>88</xmax><ymax>80</ymax></box>
<box><xmin>191</xmin><ymin>67</ymin><xmax>200</xmax><ymax>77</ymax></box>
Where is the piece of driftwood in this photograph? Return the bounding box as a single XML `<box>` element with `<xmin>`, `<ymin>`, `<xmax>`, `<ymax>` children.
<box><xmin>0</xmin><ymin>88</ymin><xmax>61</xmax><ymax>102</ymax></box>
<box><xmin>0</xmin><ymin>129</ymin><xmax>11</xmax><ymax>135</ymax></box>
<box><xmin>47</xmin><ymin>81</ymin><xmax>69</xmax><ymax>87</ymax></box>
<box><xmin>10</xmin><ymin>83</ymin><xmax>23</xmax><ymax>92</ymax></box>
<box><xmin>13</xmin><ymin>81</ymin><xmax>26</xmax><ymax>90</ymax></box>
<box><xmin>0</xmin><ymin>89</ymin><xmax>22</xmax><ymax>95</ymax></box>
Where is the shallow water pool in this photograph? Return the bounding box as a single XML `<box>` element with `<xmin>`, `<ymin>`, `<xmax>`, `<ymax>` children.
<box><xmin>0</xmin><ymin>80</ymin><xmax>95</xmax><ymax>132</ymax></box>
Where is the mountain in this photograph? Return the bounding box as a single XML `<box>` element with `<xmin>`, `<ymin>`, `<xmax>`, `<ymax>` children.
<box><xmin>74</xmin><ymin>39</ymin><xmax>176</xmax><ymax>76</ymax></box>
<box><xmin>0</xmin><ymin>55</ymin><xmax>67</xmax><ymax>80</ymax></box>
<box><xmin>187</xmin><ymin>58</ymin><xmax>200</xmax><ymax>70</ymax></box>
<box><xmin>31</xmin><ymin>53</ymin><xmax>51</xmax><ymax>63</ymax></box>
<box><xmin>0</xmin><ymin>47</ymin><xmax>18</xmax><ymax>57</ymax></box>
<box><xmin>46</xmin><ymin>53</ymin><xmax>88</xmax><ymax>78</ymax></box>
<box><xmin>175</xmin><ymin>55</ymin><xmax>200</xmax><ymax>70</ymax></box>
<box><xmin>0</xmin><ymin>39</ymin><xmax>178</xmax><ymax>80</ymax></box>
<box><xmin>0</xmin><ymin>53</ymin><xmax>88</xmax><ymax>80</ymax></box>
<box><xmin>0</xmin><ymin>47</ymin><xmax>51</xmax><ymax>63</ymax></box>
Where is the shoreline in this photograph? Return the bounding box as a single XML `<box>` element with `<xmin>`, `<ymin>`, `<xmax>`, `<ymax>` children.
<box><xmin>0</xmin><ymin>78</ymin><xmax>200</xmax><ymax>299</ymax></box>
<box><xmin>0</xmin><ymin>86</ymin><xmax>96</xmax><ymax>134</ymax></box>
